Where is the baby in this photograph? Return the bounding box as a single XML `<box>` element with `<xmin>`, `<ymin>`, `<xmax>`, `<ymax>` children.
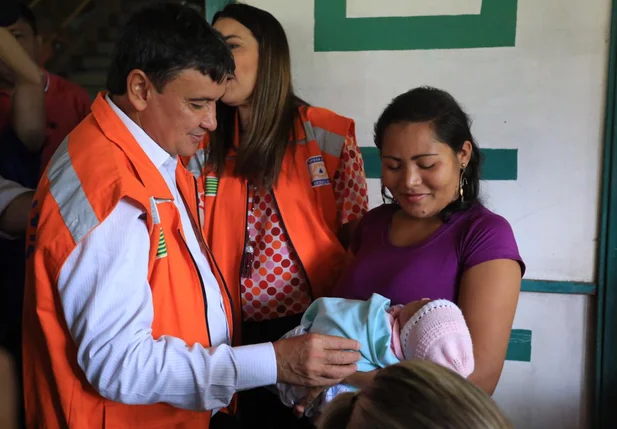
<box><xmin>276</xmin><ymin>294</ymin><xmax>474</xmax><ymax>416</ymax></box>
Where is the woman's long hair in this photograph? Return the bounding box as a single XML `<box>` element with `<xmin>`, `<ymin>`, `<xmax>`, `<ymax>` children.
<box><xmin>209</xmin><ymin>4</ymin><xmax>306</xmax><ymax>188</ymax></box>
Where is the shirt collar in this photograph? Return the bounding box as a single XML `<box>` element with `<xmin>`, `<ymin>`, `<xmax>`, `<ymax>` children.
<box><xmin>105</xmin><ymin>94</ymin><xmax>172</xmax><ymax>170</ymax></box>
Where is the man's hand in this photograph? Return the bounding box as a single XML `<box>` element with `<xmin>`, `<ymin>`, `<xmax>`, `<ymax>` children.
<box><xmin>273</xmin><ymin>333</ymin><xmax>361</xmax><ymax>387</ymax></box>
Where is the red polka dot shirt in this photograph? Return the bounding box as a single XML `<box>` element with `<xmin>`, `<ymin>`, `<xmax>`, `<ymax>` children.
<box><xmin>241</xmin><ymin>135</ymin><xmax>369</xmax><ymax>321</ymax></box>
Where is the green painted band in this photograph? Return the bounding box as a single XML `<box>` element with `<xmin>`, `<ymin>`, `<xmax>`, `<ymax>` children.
<box><xmin>506</xmin><ymin>329</ymin><xmax>532</xmax><ymax>362</ymax></box>
<box><xmin>360</xmin><ymin>147</ymin><xmax>518</xmax><ymax>181</ymax></box>
<box><xmin>206</xmin><ymin>0</ymin><xmax>232</xmax><ymax>23</ymax></box>
<box><xmin>521</xmin><ymin>280</ymin><xmax>596</xmax><ymax>295</ymax></box>
<box><xmin>314</xmin><ymin>0</ymin><xmax>518</xmax><ymax>52</ymax></box>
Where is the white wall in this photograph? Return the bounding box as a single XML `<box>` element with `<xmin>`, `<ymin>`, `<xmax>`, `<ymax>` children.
<box><xmin>241</xmin><ymin>1</ymin><xmax>606</xmax><ymax>427</ymax></box>
<box><xmin>494</xmin><ymin>293</ymin><xmax>594</xmax><ymax>428</ymax></box>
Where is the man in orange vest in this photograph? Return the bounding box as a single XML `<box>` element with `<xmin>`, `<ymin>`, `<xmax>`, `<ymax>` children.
<box><xmin>21</xmin><ymin>3</ymin><xmax>361</xmax><ymax>428</ymax></box>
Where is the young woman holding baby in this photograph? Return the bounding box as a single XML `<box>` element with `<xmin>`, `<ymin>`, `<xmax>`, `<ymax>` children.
<box><xmin>336</xmin><ymin>86</ymin><xmax>525</xmax><ymax>394</ymax></box>
<box><xmin>289</xmin><ymin>87</ymin><xmax>525</xmax><ymax>419</ymax></box>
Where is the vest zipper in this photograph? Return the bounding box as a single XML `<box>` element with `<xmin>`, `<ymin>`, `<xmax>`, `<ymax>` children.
<box><xmin>178</xmin><ymin>230</ymin><xmax>212</xmax><ymax>342</ymax></box>
<box><xmin>239</xmin><ymin>182</ymin><xmax>249</xmax><ymax>292</ymax></box>
<box><xmin>271</xmin><ymin>191</ymin><xmax>314</xmax><ymax>301</ymax></box>
<box><xmin>191</xmin><ymin>178</ymin><xmax>236</xmax><ymax>339</ymax></box>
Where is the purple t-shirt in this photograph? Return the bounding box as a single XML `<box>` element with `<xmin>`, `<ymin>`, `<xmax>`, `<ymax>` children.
<box><xmin>333</xmin><ymin>203</ymin><xmax>525</xmax><ymax>305</ymax></box>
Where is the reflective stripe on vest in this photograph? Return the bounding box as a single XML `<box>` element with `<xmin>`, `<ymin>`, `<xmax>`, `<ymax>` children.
<box><xmin>187</xmin><ymin>148</ymin><xmax>206</xmax><ymax>179</ymax></box>
<box><xmin>300</xmin><ymin>121</ymin><xmax>346</xmax><ymax>157</ymax></box>
<box><xmin>48</xmin><ymin>137</ymin><xmax>99</xmax><ymax>243</ymax></box>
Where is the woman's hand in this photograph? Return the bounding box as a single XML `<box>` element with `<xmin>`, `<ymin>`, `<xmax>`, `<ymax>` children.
<box><xmin>293</xmin><ymin>369</ymin><xmax>380</xmax><ymax>417</ymax></box>
<box><xmin>292</xmin><ymin>386</ymin><xmax>328</xmax><ymax>417</ymax></box>
<box><xmin>344</xmin><ymin>369</ymin><xmax>379</xmax><ymax>389</ymax></box>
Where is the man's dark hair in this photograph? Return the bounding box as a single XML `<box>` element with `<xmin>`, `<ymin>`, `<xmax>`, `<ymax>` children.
<box><xmin>0</xmin><ymin>1</ymin><xmax>37</xmax><ymax>32</ymax></box>
<box><xmin>106</xmin><ymin>2</ymin><xmax>234</xmax><ymax>95</ymax></box>
<box><xmin>0</xmin><ymin>1</ymin><xmax>19</xmax><ymax>27</ymax></box>
<box><xmin>18</xmin><ymin>2</ymin><xmax>38</xmax><ymax>34</ymax></box>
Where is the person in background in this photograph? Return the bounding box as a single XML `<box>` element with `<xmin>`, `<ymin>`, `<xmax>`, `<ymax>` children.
<box><xmin>333</xmin><ymin>87</ymin><xmax>525</xmax><ymax>396</ymax></box>
<box><xmin>21</xmin><ymin>4</ymin><xmax>360</xmax><ymax>429</ymax></box>
<box><xmin>318</xmin><ymin>360</ymin><xmax>513</xmax><ymax>429</ymax></box>
<box><xmin>0</xmin><ymin>7</ymin><xmax>44</xmax><ymax>426</ymax></box>
<box><xmin>0</xmin><ymin>1</ymin><xmax>91</xmax><ymax>177</ymax></box>
<box><xmin>0</xmin><ymin>348</ymin><xmax>18</xmax><ymax>429</ymax></box>
<box><xmin>184</xmin><ymin>4</ymin><xmax>369</xmax><ymax>426</ymax></box>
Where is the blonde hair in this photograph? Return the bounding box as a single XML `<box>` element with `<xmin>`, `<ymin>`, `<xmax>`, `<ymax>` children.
<box><xmin>319</xmin><ymin>360</ymin><xmax>512</xmax><ymax>429</ymax></box>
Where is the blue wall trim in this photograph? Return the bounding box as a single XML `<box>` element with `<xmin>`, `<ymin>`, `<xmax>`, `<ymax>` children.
<box><xmin>506</xmin><ymin>329</ymin><xmax>532</xmax><ymax>362</ymax></box>
<box><xmin>360</xmin><ymin>147</ymin><xmax>518</xmax><ymax>181</ymax></box>
<box><xmin>522</xmin><ymin>280</ymin><xmax>596</xmax><ymax>295</ymax></box>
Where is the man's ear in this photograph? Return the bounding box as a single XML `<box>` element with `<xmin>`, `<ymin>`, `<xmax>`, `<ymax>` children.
<box><xmin>126</xmin><ymin>70</ymin><xmax>152</xmax><ymax>112</ymax></box>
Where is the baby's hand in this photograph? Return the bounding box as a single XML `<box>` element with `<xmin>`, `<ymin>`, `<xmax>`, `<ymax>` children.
<box><xmin>398</xmin><ymin>298</ymin><xmax>431</xmax><ymax>327</ymax></box>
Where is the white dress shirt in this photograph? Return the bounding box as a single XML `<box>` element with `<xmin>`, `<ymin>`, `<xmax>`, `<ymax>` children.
<box><xmin>56</xmin><ymin>95</ymin><xmax>277</xmax><ymax>412</ymax></box>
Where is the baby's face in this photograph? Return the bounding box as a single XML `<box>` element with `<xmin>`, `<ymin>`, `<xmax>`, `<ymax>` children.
<box><xmin>399</xmin><ymin>298</ymin><xmax>431</xmax><ymax>327</ymax></box>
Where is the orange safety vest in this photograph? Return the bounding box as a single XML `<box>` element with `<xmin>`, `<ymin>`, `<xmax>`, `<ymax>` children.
<box><xmin>22</xmin><ymin>93</ymin><xmax>236</xmax><ymax>428</ymax></box>
<box><xmin>185</xmin><ymin>105</ymin><xmax>354</xmax><ymax>331</ymax></box>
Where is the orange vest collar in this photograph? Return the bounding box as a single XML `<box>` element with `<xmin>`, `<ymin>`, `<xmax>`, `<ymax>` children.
<box><xmin>91</xmin><ymin>92</ymin><xmax>174</xmax><ymax>201</ymax></box>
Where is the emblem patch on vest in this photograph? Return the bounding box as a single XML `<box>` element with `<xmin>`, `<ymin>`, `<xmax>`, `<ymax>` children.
<box><xmin>205</xmin><ymin>176</ymin><xmax>219</xmax><ymax>196</ymax></box>
<box><xmin>307</xmin><ymin>156</ymin><xmax>330</xmax><ymax>187</ymax></box>
<box><xmin>156</xmin><ymin>227</ymin><xmax>168</xmax><ymax>258</ymax></box>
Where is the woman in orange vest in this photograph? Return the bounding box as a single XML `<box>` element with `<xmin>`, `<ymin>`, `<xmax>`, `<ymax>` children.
<box><xmin>184</xmin><ymin>4</ymin><xmax>369</xmax><ymax>427</ymax></box>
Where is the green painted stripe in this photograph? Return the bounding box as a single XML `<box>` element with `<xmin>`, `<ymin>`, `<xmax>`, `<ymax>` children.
<box><xmin>205</xmin><ymin>0</ymin><xmax>233</xmax><ymax>23</ymax></box>
<box><xmin>361</xmin><ymin>147</ymin><xmax>382</xmax><ymax>181</ymax></box>
<box><xmin>506</xmin><ymin>329</ymin><xmax>532</xmax><ymax>362</ymax></box>
<box><xmin>521</xmin><ymin>279</ymin><xmax>596</xmax><ymax>295</ymax></box>
<box><xmin>315</xmin><ymin>0</ymin><xmax>518</xmax><ymax>52</ymax></box>
<box><xmin>596</xmin><ymin>3</ymin><xmax>617</xmax><ymax>424</ymax></box>
<box><xmin>360</xmin><ymin>147</ymin><xmax>518</xmax><ymax>181</ymax></box>
<box><xmin>482</xmin><ymin>149</ymin><xmax>518</xmax><ymax>181</ymax></box>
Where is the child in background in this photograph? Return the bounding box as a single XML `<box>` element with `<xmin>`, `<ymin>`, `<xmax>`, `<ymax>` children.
<box><xmin>277</xmin><ymin>294</ymin><xmax>474</xmax><ymax>416</ymax></box>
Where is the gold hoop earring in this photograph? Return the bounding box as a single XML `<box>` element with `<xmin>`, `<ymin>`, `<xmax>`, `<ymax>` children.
<box><xmin>459</xmin><ymin>163</ymin><xmax>467</xmax><ymax>202</ymax></box>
